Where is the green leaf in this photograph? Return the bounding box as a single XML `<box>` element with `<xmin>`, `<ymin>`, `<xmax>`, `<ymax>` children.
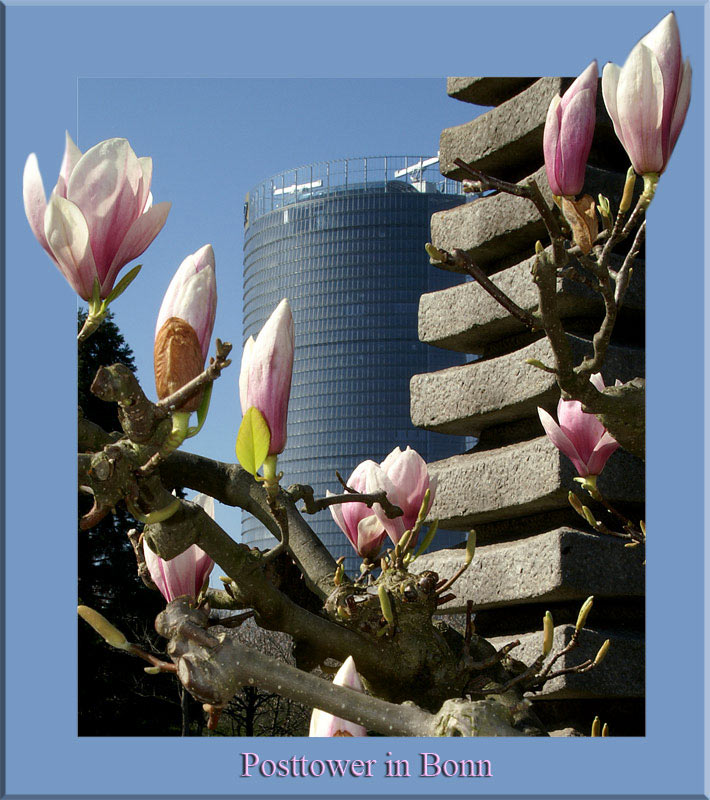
<box><xmin>236</xmin><ymin>407</ymin><xmax>271</xmax><ymax>475</ymax></box>
<box><xmin>105</xmin><ymin>264</ymin><xmax>142</xmax><ymax>305</ymax></box>
<box><xmin>186</xmin><ymin>381</ymin><xmax>213</xmax><ymax>439</ymax></box>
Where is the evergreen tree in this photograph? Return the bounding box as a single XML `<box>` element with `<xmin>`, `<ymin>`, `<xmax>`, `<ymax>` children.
<box><xmin>78</xmin><ymin>311</ymin><xmax>184</xmax><ymax>735</ymax></box>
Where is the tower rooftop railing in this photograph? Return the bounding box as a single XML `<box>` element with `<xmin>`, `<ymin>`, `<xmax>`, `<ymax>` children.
<box><xmin>245</xmin><ymin>155</ymin><xmax>465</xmax><ymax>224</ymax></box>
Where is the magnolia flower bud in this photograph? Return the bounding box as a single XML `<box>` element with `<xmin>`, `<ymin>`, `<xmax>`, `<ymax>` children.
<box><xmin>239</xmin><ymin>299</ymin><xmax>294</xmax><ymax>455</ymax></box>
<box><xmin>309</xmin><ymin>656</ymin><xmax>367</xmax><ymax>737</ymax></box>
<box><xmin>537</xmin><ymin>373</ymin><xmax>620</xmax><ymax>477</ymax></box>
<box><xmin>154</xmin><ymin>245</ymin><xmax>217</xmax><ymax>411</ymax></box>
<box><xmin>142</xmin><ymin>493</ymin><xmax>215</xmax><ymax>603</ymax></box>
<box><xmin>543</xmin><ymin>61</ymin><xmax>598</xmax><ymax>197</ymax></box>
<box><xmin>542</xmin><ymin>611</ymin><xmax>554</xmax><ymax>657</ymax></box>
<box><xmin>377</xmin><ymin>446</ymin><xmax>436</xmax><ymax>545</ymax></box>
<box><xmin>602</xmin><ymin>12</ymin><xmax>691</xmax><ymax>176</ymax></box>
<box><xmin>78</xmin><ymin>605</ymin><xmax>130</xmax><ymax>650</ymax></box>
<box><xmin>24</xmin><ymin>134</ymin><xmax>170</xmax><ymax>300</ymax></box>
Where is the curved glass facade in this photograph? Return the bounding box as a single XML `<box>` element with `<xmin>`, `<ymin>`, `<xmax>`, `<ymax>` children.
<box><xmin>242</xmin><ymin>156</ymin><xmax>467</xmax><ymax>574</ymax></box>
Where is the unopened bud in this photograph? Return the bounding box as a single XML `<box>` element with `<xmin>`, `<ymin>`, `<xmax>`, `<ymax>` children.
<box><xmin>591</xmin><ymin>716</ymin><xmax>601</xmax><ymax>737</ymax></box>
<box><xmin>597</xmin><ymin>194</ymin><xmax>610</xmax><ymax>218</ymax></box>
<box><xmin>602</xmin><ymin>722</ymin><xmax>609</xmax><ymax>737</ymax></box>
<box><xmin>575</xmin><ymin>596</ymin><xmax>594</xmax><ymax>632</ymax></box>
<box><xmin>619</xmin><ymin>166</ymin><xmax>636</xmax><ymax>214</ymax></box>
<box><xmin>144</xmin><ymin>666</ymin><xmax>161</xmax><ymax>675</ymax></box>
<box><xmin>418</xmin><ymin>488</ymin><xmax>431</xmax><ymax>522</ymax></box>
<box><xmin>425</xmin><ymin>243</ymin><xmax>446</xmax><ymax>263</ymax></box>
<box><xmin>413</xmin><ymin>519</ymin><xmax>439</xmax><ymax>559</ymax></box>
<box><xmin>378</xmin><ymin>585</ymin><xmax>394</xmax><ymax>625</ymax></box>
<box><xmin>397</xmin><ymin>528</ymin><xmax>413</xmax><ymax>554</ymax></box>
<box><xmin>568</xmin><ymin>491</ymin><xmax>586</xmax><ymax>517</ymax></box>
<box><xmin>594</xmin><ymin>639</ymin><xmax>611</xmax><ymax>666</ymax></box>
<box><xmin>526</xmin><ymin>358</ymin><xmax>552</xmax><ymax>372</ymax></box>
<box><xmin>535</xmin><ymin>240</ymin><xmax>545</xmax><ymax>255</ymax></box>
<box><xmin>542</xmin><ymin>611</ymin><xmax>554</xmax><ymax>657</ymax></box>
<box><xmin>78</xmin><ymin>605</ymin><xmax>130</xmax><ymax>650</ymax></box>
<box><xmin>582</xmin><ymin>505</ymin><xmax>599</xmax><ymax>528</ymax></box>
<box><xmin>465</xmin><ymin>529</ymin><xmax>477</xmax><ymax>566</ymax></box>
<box><xmin>462</xmin><ymin>179</ymin><xmax>483</xmax><ymax>193</ymax></box>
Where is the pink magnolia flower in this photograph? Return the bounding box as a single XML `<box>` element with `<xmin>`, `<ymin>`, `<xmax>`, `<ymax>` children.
<box><xmin>155</xmin><ymin>244</ymin><xmax>217</xmax><ymax>361</ymax></box>
<box><xmin>377</xmin><ymin>446</ymin><xmax>437</xmax><ymax>544</ymax></box>
<box><xmin>23</xmin><ymin>133</ymin><xmax>170</xmax><ymax>300</ymax></box>
<box><xmin>602</xmin><ymin>12</ymin><xmax>691</xmax><ymax>175</ymax></box>
<box><xmin>544</xmin><ymin>61</ymin><xmax>598</xmax><ymax>197</ymax></box>
<box><xmin>239</xmin><ymin>299</ymin><xmax>294</xmax><ymax>455</ymax></box>
<box><xmin>309</xmin><ymin>656</ymin><xmax>367</xmax><ymax>737</ymax></box>
<box><xmin>142</xmin><ymin>493</ymin><xmax>215</xmax><ymax>603</ymax></box>
<box><xmin>328</xmin><ymin>461</ymin><xmax>389</xmax><ymax>559</ymax></box>
<box><xmin>537</xmin><ymin>374</ymin><xmax>620</xmax><ymax>477</ymax></box>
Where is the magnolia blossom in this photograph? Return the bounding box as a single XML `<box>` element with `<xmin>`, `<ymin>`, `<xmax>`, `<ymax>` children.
<box><xmin>537</xmin><ymin>374</ymin><xmax>620</xmax><ymax>477</ymax></box>
<box><xmin>602</xmin><ymin>12</ymin><xmax>691</xmax><ymax>175</ymax></box>
<box><xmin>377</xmin><ymin>446</ymin><xmax>436</xmax><ymax>543</ymax></box>
<box><xmin>155</xmin><ymin>244</ymin><xmax>217</xmax><ymax>361</ymax></box>
<box><xmin>142</xmin><ymin>493</ymin><xmax>215</xmax><ymax>603</ymax></box>
<box><xmin>328</xmin><ymin>461</ymin><xmax>389</xmax><ymax>559</ymax></box>
<box><xmin>543</xmin><ymin>61</ymin><xmax>598</xmax><ymax>197</ymax></box>
<box><xmin>309</xmin><ymin>656</ymin><xmax>367</xmax><ymax>737</ymax></box>
<box><xmin>23</xmin><ymin>134</ymin><xmax>170</xmax><ymax>300</ymax></box>
<box><xmin>239</xmin><ymin>299</ymin><xmax>294</xmax><ymax>455</ymax></box>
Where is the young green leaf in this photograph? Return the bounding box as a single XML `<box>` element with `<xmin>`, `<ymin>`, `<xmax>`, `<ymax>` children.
<box><xmin>236</xmin><ymin>406</ymin><xmax>271</xmax><ymax>475</ymax></box>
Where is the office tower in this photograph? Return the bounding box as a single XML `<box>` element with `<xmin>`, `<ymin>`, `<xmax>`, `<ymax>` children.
<box><xmin>242</xmin><ymin>156</ymin><xmax>467</xmax><ymax>573</ymax></box>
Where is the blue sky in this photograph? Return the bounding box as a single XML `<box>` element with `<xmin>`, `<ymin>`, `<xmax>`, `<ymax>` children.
<box><xmin>74</xmin><ymin>77</ymin><xmax>479</xmax><ymax>549</ymax></box>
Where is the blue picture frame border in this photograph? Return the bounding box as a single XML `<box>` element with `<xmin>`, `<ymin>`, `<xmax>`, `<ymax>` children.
<box><xmin>2</xmin><ymin>2</ymin><xmax>708</xmax><ymax>798</ymax></box>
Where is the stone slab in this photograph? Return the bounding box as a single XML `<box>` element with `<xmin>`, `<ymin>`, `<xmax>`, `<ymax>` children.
<box><xmin>489</xmin><ymin>625</ymin><xmax>644</xmax><ymax>699</ymax></box>
<box><xmin>410</xmin><ymin>336</ymin><xmax>644</xmax><ymax>435</ymax></box>
<box><xmin>430</xmin><ymin>165</ymin><xmax>628</xmax><ymax>272</ymax></box>
<box><xmin>440</xmin><ymin>78</ymin><xmax>625</xmax><ymax>182</ymax></box>
<box><xmin>414</xmin><ymin>528</ymin><xmax>644</xmax><ymax>614</ymax></box>
<box><xmin>447</xmin><ymin>77</ymin><xmax>536</xmax><ymax>107</ymax></box>
<box><xmin>427</xmin><ymin>436</ymin><xmax>644</xmax><ymax>528</ymax></box>
<box><xmin>418</xmin><ymin>250</ymin><xmax>644</xmax><ymax>353</ymax></box>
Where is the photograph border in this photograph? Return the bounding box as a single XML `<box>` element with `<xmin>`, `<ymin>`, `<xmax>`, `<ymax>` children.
<box><xmin>3</xmin><ymin>1</ymin><xmax>708</xmax><ymax>798</ymax></box>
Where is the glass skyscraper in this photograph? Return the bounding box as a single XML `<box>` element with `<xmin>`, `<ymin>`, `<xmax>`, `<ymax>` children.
<box><xmin>242</xmin><ymin>156</ymin><xmax>467</xmax><ymax>574</ymax></box>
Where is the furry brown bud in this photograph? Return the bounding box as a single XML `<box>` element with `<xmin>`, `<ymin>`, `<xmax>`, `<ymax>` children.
<box><xmin>154</xmin><ymin>316</ymin><xmax>205</xmax><ymax>411</ymax></box>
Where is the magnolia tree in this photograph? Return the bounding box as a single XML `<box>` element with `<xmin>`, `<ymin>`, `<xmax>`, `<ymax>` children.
<box><xmin>29</xmin><ymin>12</ymin><xmax>687</xmax><ymax>737</ymax></box>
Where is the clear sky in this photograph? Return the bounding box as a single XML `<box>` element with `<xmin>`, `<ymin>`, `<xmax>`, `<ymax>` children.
<box><xmin>74</xmin><ymin>77</ymin><xmax>478</xmax><ymax>551</ymax></box>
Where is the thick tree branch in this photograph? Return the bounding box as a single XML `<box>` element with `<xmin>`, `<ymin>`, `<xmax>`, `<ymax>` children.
<box><xmin>160</xmin><ymin>451</ymin><xmax>339</xmax><ymax>598</ymax></box>
<box><xmin>156</xmin><ymin>599</ymin><xmax>535</xmax><ymax>736</ymax></box>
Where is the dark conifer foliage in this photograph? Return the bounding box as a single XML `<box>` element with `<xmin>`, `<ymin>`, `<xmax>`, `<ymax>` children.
<box><xmin>77</xmin><ymin>311</ymin><xmax>184</xmax><ymax>735</ymax></box>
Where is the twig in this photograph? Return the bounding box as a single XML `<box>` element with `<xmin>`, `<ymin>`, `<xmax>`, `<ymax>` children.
<box><xmin>212</xmin><ymin>610</ymin><xmax>255</xmax><ymax>628</ymax></box>
<box><xmin>614</xmin><ymin>221</ymin><xmax>645</xmax><ymax>306</ymax></box>
<box><xmin>126</xmin><ymin>643</ymin><xmax>178</xmax><ymax>674</ymax></box>
<box><xmin>156</xmin><ymin>339</ymin><xmax>232</xmax><ymax>412</ymax></box>
<box><xmin>263</xmin><ymin>501</ymin><xmax>290</xmax><ymax>563</ymax></box>
<box><xmin>435</xmin><ymin>562</ymin><xmax>470</xmax><ymax>595</ymax></box>
<box><xmin>429</xmin><ymin>244</ymin><xmax>539</xmax><ymax>330</ymax></box>
<box><xmin>126</xmin><ymin>528</ymin><xmax>157</xmax><ymax>591</ymax></box>
<box><xmin>467</xmin><ymin>640</ymin><xmax>520</xmax><ymax>672</ymax></box>
<box><xmin>453</xmin><ymin>159</ymin><xmax>563</xmax><ymax>242</ymax></box>
<box><xmin>287</xmin><ymin>483</ymin><xmax>404</xmax><ymax>521</ymax></box>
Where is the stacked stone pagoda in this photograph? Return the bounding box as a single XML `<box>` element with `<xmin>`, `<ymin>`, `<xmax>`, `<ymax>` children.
<box><xmin>413</xmin><ymin>78</ymin><xmax>646</xmax><ymax>736</ymax></box>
